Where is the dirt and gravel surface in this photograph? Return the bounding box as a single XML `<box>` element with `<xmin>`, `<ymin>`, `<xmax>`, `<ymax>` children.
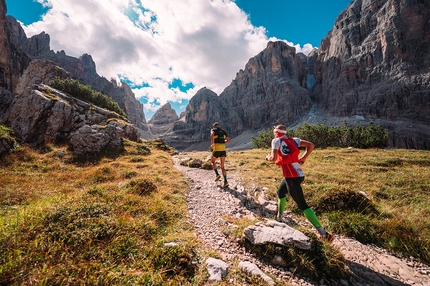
<box><xmin>173</xmin><ymin>157</ymin><xmax>430</xmax><ymax>286</ymax></box>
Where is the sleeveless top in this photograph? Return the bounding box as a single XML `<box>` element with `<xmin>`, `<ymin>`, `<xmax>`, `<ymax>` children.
<box><xmin>272</xmin><ymin>137</ymin><xmax>305</xmax><ymax>178</ymax></box>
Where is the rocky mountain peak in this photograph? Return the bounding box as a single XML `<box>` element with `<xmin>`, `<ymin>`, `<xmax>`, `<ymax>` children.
<box><xmin>219</xmin><ymin>41</ymin><xmax>311</xmax><ymax>130</ymax></box>
<box><xmin>148</xmin><ymin>102</ymin><xmax>178</xmax><ymax>125</ymax></box>
<box><xmin>308</xmin><ymin>0</ymin><xmax>430</xmax><ymax>149</ymax></box>
<box><xmin>0</xmin><ymin>10</ymin><xmax>31</xmax><ymax>93</ymax></box>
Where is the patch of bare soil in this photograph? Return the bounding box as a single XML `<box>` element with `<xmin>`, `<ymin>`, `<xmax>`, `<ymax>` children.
<box><xmin>174</xmin><ymin>157</ymin><xmax>430</xmax><ymax>286</ymax></box>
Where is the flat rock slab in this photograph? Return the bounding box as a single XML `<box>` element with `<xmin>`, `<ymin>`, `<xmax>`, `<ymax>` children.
<box><xmin>243</xmin><ymin>220</ymin><xmax>311</xmax><ymax>250</ymax></box>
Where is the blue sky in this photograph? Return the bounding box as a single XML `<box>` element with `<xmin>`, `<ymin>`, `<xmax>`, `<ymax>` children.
<box><xmin>6</xmin><ymin>0</ymin><xmax>351</xmax><ymax>120</ymax></box>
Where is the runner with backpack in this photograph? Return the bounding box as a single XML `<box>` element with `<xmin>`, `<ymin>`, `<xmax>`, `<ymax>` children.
<box><xmin>265</xmin><ymin>124</ymin><xmax>334</xmax><ymax>242</ymax></box>
<box><xmin>210</xmin><ymin>122</ymin><xmax>230</xmax><ymax>188</ymax></box>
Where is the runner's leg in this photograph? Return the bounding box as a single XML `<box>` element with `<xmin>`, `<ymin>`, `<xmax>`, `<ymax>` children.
<box><xmin>211</xmin><ymin>154</ymin><xmax>219</xmax><ymax>176</ymax></box>
<box><xmin>277</xmin><ymin>179</ymin><xmax>288</xmax><ymax>215</ymax></box>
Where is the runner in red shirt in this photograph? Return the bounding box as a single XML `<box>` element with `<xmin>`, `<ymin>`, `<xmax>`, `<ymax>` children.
<box><xmin>266</xmin><ymin>124</ymin><xmax>334</xmax><ymax>242</ymax></box>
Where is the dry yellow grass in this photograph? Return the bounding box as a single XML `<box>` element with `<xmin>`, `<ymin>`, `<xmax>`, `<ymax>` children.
<box><xmin>0</xmin><ymin>140</ymin><xmax>210</xmax><ymax>285</ymax></box>
<box><xmin>1</xmin><ymin>141</ymin><xmax>429</xmax><ymax>285</ymax></box>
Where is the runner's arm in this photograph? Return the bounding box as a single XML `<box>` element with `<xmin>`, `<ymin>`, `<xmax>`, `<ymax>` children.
<box><xmin>210</xmin><ymin>131</ymin><xmax>215</xmax><ymax>149</ymax></box>
<box><xmin>298</xmin><ymin>140</ymin><xmax>314</xmax><ymax>164</ymax></box>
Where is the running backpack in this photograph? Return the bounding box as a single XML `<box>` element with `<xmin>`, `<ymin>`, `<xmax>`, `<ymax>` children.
<box><xmin>275</xmin><ymin>137</ymin><xmax>300</xmax><ymax>166</ymax></box>
<box><xmin>212</xmin><ymin>128</ymin><xmax>227</xmax><ymax>143</ymax></box>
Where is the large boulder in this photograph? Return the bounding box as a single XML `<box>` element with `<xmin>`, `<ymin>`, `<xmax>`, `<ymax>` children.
<box><xmin>243</xmin><ymin>220</ymin><xmax>311</xmax><ymax>250</ymax></box>
<box><xmin>1</xmin><ymin>60</ymin><xmax>139</xmax><ymax>154</ymax></box>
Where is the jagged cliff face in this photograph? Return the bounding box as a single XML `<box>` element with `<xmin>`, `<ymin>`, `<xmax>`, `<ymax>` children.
<box><xmin>220</xmin><ymin>41</ymin><xmax>311</xmax><ymax>130</ymax></box>
<box><xmin>310</xmin><ymin>0</ymin><xmax>430</xmax><ymax>124</ymax></box>
<box><xmin>160</xmin><ymin>42</ymin><xmax>312</xmax><ymax>150</ymax></box>
<box><xmin>0</xmin><ymin>2</ymin><xmax>30</xmax><ymax>93</ymax></box>
<box><xmin>6</xmin><ymin>15</ymin><xmax>147</xmax><ymax>131</ymax></box>
<box><xmin>7</xmin><ymin>16</ymin><xmax>50</xmax><ymax>57</ymax></box>
<box><xmin>3</xmin><ymin>0</ymin><xmax>429</xmax><ymax>151</ymax></box>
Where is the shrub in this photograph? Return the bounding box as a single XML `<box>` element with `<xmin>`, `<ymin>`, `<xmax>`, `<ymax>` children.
<box><xmin>251</xmin><ymin>122</ymin><xmax>388</xmax><ymax>149</ymax></box>
<box><xmin>127</xmin><ymin>179</ymin><xmax>157</xmax><ymax>196</ymax></box>
<box><xmin>0</xmin><ymin>124</ymin><xmax>18</xmax><ymax>145</ymax></box>
<box><xmin>49</xmin><ymin>78</ymin><xmax>127</xmax><ymax>117</ymax></box>
<box><xmin>251</xmin><ymin>128</ymin><xmax>272</xmax><ymax>149</ymax></box>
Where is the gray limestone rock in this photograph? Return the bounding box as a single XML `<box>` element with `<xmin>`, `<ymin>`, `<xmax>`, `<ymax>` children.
<box><xmin>206</xmin><ymin>257</ymin><xmax>228</xmax><ymax>282</ymax></box>
<box><xmin>2</xmin><ymin>60</ymin><xmax>138</xmax><ymax>153</ymax></box>
<box><xmin>0</xmin><ymin>3</ymin><xmax>31</xmax><ymax>93</ymax></box>
<box><xmin>157</xmin><ymin>87</ymin><xmax>244</xmax><ymax>150</ymax></box>
<box><xmin>238</xmin><ymin>261</ymin><xmax>275</xmax><ymax>286</ymax></box>
<box><xmin>148</xmin><ymin>102</ymin><xmax>178</xmax><ymax>125</ymax></box>
<box><xmin>243</xmin><ymin>221</ymin><xmax>311</xmax><ymax>250</ymax></box>
<box><xmin>219</xmin><ymin>41</ymin><xmax>311</xmax><ymax>130</ymax></box>
<box><xmin>309</xmin><ymin>0</ymin><xmax>430</xmax><ymax>149</ymax></box>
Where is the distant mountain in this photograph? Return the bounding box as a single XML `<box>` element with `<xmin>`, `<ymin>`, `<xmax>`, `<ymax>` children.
<box><xmin>1</xmin><ymin>0</ymin><xmax>429</xmax><ymax>151</ymax></box>
<box><xmin>156</xmin><ymin>0</ymin><xmax>430</xmax><ymax>150</ymax></box>
<box><xmin>309</xmin><ymin>0</ymin><xmax>430</xmax><ymax>149</ymax></box>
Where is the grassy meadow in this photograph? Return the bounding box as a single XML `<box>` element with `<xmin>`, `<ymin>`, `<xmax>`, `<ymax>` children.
<box><xmin>0</xmin><ymin>140</ymin><xmax>212</xmax><ymax>285</ymax></box>
<box><xmin>1</xmin><ymin>138</ymin><xmax>429</xmax><ymax>285</ymax></box>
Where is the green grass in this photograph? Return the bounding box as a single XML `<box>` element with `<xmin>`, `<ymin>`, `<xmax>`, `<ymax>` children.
<box><xmin>0</xmin><ymin>140</ymin><xmax>209</xmax><ymax>285</ymax></box>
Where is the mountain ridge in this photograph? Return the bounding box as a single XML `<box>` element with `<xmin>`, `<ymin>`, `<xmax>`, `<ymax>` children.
<box><xmin>1</xmin><ymin>0</ymin><xmax>429</xmax><ymax>151</ymax></box>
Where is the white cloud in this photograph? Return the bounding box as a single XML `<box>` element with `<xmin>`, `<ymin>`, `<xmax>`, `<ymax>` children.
<box><xmin>24</xmin><ymin>0</ymin><xmax>314</xmax><ymax>118</ymax></box>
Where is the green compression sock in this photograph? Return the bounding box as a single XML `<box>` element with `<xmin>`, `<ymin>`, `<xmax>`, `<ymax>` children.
<box><xmin>303</xmin><ymin>208</ymin><xmax>322</xmax><ymax>229</ymax></box>
<box><xmin>278</xmin><ymin>197</ymin><xmax>286</xmax><ymax>214</ymax></box>
<box><xmin>214</xmin><ymin>169</ymin><xmax>219</xmax><ymax>175</ymax></box>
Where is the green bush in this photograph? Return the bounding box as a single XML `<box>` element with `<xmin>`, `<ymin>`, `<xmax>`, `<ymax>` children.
<box><xmin>0</xmin><ymin>124</ymin><xmax>17</xmax><ymax>143</ymax></box>
<box><xmin>251</xmin><ymin>127</ymin><xmax>295</xmax><ymax>149</ymax></box>
<box><xmin>49</xmin><ymin>78</ymin><xmax>127</xmax><ymax>117</ymax></box>
<box><xmin>251</xmin><ymin>121</ymin><xmax>388</xmax><ymax>149</ymax></box>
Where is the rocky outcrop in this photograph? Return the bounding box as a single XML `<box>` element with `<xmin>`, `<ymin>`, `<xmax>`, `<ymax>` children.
<box><xmin>0</xmin><ymin>137</ymin><xmax>14</xmax><ymax>155</ymax></box>
<box><xmin>7</xmin><ymin>16</ymin><xmax>50</xmax><ymax>57</ymax></box>
<box><xmin>144</xmin><ymin>102</ymin><xmax>179</xmax><ymax>140</ymax></box>
<box><xmin>219</xmin><ymin>41</ymin><xmax>311</xmax><ymax>130</ymax></box>
<box><xmin>104</xmin><ymin>78</ymin><xmax>147</xmax><ymax>131</ymax></box>
<box><xmin>1</xmin><ymin>59</ymin><xmax>139</xmax><ymax>154</ymax></box>
<box><xmin>6</xmin><ymin>15</ymin><xmax>147</xmax><ymax>131</ymax></box>
<box><xmin>0</xmin><ymin>1</ymin><xmax>31</xmax><ymax>93</ymax></box>
<box><xmin>309</xmin><ymin>0</ymin><xmax>430</xmax><ymax>149</ymax></box>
